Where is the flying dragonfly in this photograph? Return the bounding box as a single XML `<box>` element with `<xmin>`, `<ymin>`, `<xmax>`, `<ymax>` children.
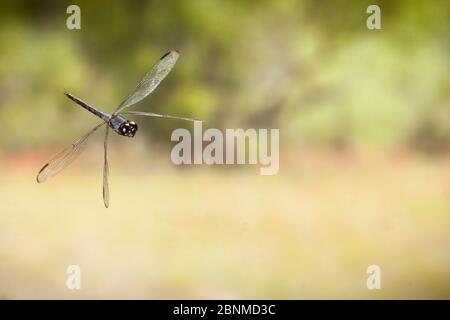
<box><xmin>37</xmin><ymin>50</ymin><xmax>199</xmax><ymax>208</ymax></box>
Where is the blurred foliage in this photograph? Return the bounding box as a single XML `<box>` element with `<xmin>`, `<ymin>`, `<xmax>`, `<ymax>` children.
<box><xmin>0</xmin><ymin>0</ymin><xmax>448</xmax><ymax>151</ymax></box>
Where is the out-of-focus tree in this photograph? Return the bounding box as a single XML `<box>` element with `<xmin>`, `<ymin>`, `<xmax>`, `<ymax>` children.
<box><xmin>0</xmin><ymin>0</ymin><xmax>448</xmax><ymax>152</ymax></box>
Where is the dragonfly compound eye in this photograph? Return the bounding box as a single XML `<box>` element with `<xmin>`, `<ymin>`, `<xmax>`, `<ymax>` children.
<box><xmin>119</xmin><ymin>121</ymin><xmax>138</xmax><ymax>137</ymax></box>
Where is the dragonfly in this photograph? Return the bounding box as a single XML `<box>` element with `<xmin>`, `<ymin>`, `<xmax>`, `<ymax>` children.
<box><xmin>36</xmin><ymin>50</ymin><xmax>199</xmax><ymax>208</ymax></box>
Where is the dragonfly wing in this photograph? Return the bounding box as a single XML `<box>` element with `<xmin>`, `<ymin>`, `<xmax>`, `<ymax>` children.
<box><xmin>122</xmin><ymin>111</ymin><xmax>203</xmax><ymax>123</ymax></box>
<box><xmin>36</xmin><ymin>122</ymin><xmax>105</xmax><ymax>183</ymax></box>
<box><xmin>114</xmin><ymin>50</ymin><xmax>179</xmax><ymax>115</ymax></box>
<box><xmin>102</xmin><ymin>125</ymin><xmax>110</xmax><ymax>208</ymax></box>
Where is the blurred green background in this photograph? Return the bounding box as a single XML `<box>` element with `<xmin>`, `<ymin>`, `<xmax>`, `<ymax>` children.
<box><xmin>0</xmin><ymin>0</ymin><xmax>449</xmax><ymax>299</ymax></box>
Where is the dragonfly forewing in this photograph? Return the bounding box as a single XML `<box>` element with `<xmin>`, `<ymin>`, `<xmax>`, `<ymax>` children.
<box><xmin>36</xmin><ymin>122</ymin><xmax>106</xmax><ymax>183</ymax></box>
<box><xmin>114</xmin><ymin>50</ymin><xmax>179</xmax><ymax>115</ymax></box>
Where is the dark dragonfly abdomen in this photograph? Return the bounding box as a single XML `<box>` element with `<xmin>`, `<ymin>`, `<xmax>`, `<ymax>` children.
<box><xmin>65</xmin><ymin>92</ymin><xmax>111</xmax><ymax>122</ymax></box>
<box><xmin>64</xmin><ymin>92</ymin><xmax>137</xmax><ymax>137</ymax></box>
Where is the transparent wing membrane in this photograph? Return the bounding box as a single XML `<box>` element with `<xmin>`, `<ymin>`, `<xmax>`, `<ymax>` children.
<box><xmin>103</xmin><ymin>125</ymin><xmax>110</xmax><ymax>208</ymax></box>
<box><xmin>114</xmin><ymin>50</ymin><xmax>179</xmax><ymax>115</ymax></box>
<box><xmin>36</xmin><ymin>122</ymin><xmax>106</xmax><ymax>183</ymax></box>
<box><xmin>122</xmin><ymin>111</ymin><xmax>203</xmax><ymax>123</ymax></box>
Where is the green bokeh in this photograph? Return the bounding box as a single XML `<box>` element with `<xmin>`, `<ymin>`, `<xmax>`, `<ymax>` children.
<box><xmin>0</xmin><ymin>0</ymin><xmax>448</xmax><ymax>151</ymax></box>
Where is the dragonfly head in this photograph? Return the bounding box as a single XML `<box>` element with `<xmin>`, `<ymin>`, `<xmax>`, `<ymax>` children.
<box><xmin>119</xmin><ymin>121</ymin><xmax>138</xmax><ymax>137</ymax></box>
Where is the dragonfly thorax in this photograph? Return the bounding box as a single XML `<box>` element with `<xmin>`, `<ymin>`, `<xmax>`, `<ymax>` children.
<box><xmin>109</xmin><ymin>115</ymin><xmax>138</xmax><ymax>137</ymax></box>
